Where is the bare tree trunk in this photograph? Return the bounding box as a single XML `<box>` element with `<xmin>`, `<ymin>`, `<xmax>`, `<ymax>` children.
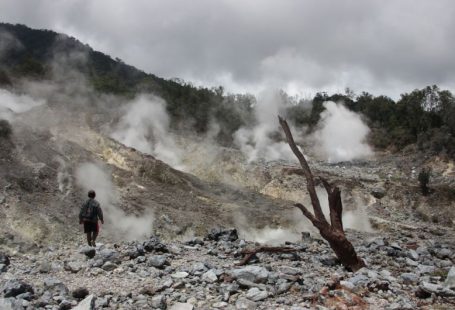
<box><xmin>279</xmin><ymin>116</ymin><xmax>365</xmax><ymax>272</ymax></box>
<box><xmin>237</xmin><ymin>246</ymin><xmax>296</xmax><ymax>266</ymax></box>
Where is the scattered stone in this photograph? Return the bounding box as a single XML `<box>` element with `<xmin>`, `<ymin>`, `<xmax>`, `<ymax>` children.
<box><xmin>102</xmin><ymin>261</ymin><xmax>117</xmax><ymax>271</ymax></box>
<box><xmin>206</xmin><ymin>228</ymin><xmax>238</xmax><ymax>242</ymax></box>
<box><xmin>0</xmin><ymin>298</ymin><xmax>23</xmax><ymax>310</ymax></box>
<box><xmin>401</xmin><ymin>273</ymin><xmax>419</xmax><ymax>284</ymax></box>
<box><xmin>201</xmin><ymin>269</ymin><xmax>218</xmax><ymax>283</ymax></box>
<box><xmin>39</xmin><ymin>261</ymin><xmax>52</xmax><ymax>273</ymax></box>
<box><xmin>419</xmin><ymin>282</ymin><xmax>455</xmax><ymax>297</ymax></box>
<box><xmin>444</xmin><ymin>266</ymin><xmax>455</xmax><ymax>289</ymax></box>
<box><xmin>73</xmin><ymin>294</ymin><xmax>96</xmax><ymax>310</ymax></box>
<box><xmin>169</xmin><ymin>302</ymin><xmax>194</xmax><ymax>310</ymax></box>
<box><xmin>246</xmin><ymin>287</ymin><xmax>268</xmax><ymax>301</ymax></box>
<box><xmin>147</xmin><ymin>255</ymin><xmax>169</xmax><ymax>269</ymax></box>
<box><xmin>172</xmin><ymin>271</ymin><xmax>189</xmax><ymax>279</ymax></box>
<box><xmin>229</xmin><ymin>266</ymin><xmax>269</xmax><ymax>283</ymax></box>
<box><xmin>235</xmin><ymin>297</ymin><xmax>257</xmax><ymax>309</ymax></box>
<box><xmin>64</xmin><ymin>261</ymin><xmax>83</xmax><ymax>273</ymax></box>
<box><xmin>2</xmin><ymin>280</ymin><xmax>34</xmax><ymax>298</ymax></box>
<box><xmin>151</xmin><ymin>295</ymin><xmax>166</xmax><ymax>309</ymax></box>
<box><xmin>0</xmin><ymin>253</ymin><xmax>10</xmax><ymax>267</ymax></box>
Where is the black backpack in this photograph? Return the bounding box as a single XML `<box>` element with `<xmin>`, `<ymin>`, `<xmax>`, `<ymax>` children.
<box><xmin>82</xmin><ymin>199</ymin><xmax>98</xmax><ymax>221</ymax></box>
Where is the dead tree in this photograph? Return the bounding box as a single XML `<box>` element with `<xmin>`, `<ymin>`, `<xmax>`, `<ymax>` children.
<box><xmin>278</xmin><ymin>116</ymin><xmax>365</xmax><ymax>272</ymax></box>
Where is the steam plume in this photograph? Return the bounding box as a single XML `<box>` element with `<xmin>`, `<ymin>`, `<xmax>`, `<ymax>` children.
<box><xmin>110</xmin><ymin>95</ymin><xmax>183</xmax><ymax>169</ymax></box>
<box><xmin>233</xmin><ymin>90</ymin><xmax>296</xmax><ymax>162</ymax></box>
<box><xmin>313</xmin><ymin>101</ymin><xmax>373</xmax><ymax>162</ymax></box>
<box><xmin>75</xmin><ymin>162</ymin><xmax>154</xmax><ymax>241</ymax></box>
<box><xmin>0</xmin><ymin>89</ymin><xmax>45</xmax><ymax>121</ymax></box>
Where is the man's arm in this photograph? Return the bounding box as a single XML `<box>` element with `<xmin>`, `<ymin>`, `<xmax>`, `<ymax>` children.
<box><xmin>79</xmin><ymin>202</ymin><xmax>85</xmax><ymax>224</ymax></box>
<box><xmin>98</xmin><ymin>205</ymin><xmax>104</xmax><ymax>224</ymax></box>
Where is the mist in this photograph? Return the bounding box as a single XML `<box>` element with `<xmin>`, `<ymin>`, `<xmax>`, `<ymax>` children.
<box><xmin>110</xmin><ymin>95</ymin><xmax>184</xmax><ymax>169</ymax></box>
<box><xmin>313</xmin><ymin>101</ymin><xmax>373</xmax><ymax>162</ymax></box>
<box><xmin>75</xmin><ymin>162</ymin><xmax>154</xmax><ymax>241</ymax></box>
<box><xmin>233</xmin><ymin>90</ymin><xmax>296</xmax><ymax>163</ymax></box>
<box><xmin>0</xmin><ymin>89</ymin><xmax>45</xmax><ymax>121</ymax></box>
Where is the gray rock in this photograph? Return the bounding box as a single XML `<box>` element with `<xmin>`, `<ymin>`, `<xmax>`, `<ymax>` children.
<box><xmin>98</xmin><ymin>248</ymin><xmax>120</xmax><ymax>263</ymax></box>
<box><xmin>65</xmin><ymin>261</ymin><xmax>83</xmax><ymax>273</ymax></box>
<box><xmin>407</xmin><ymin>249</ymin><xmax>419</xmax><ymax>261</ymax></box>
<box><xmin>191</xmin><ymin>262</ymin><xmax>207</xmax><ymax>275</ymax></box>
<box><xmin>236</xmin><ymin>278</ymin><xmax>267</xmax><ymax>290</ymax></box>
<box><xmin>151</xmin><ymin>295</ymin><xmax>166</xmax><ymax>309</ymax></box>
<box><xmin>420</xmin><ymin>282</ymin><xmax>455</xmax><ymax>297</ymax></box>
<box><xmin>0</xmin><ymin>298</ymin><xmax>23</xmax><ymax>310</ymax></box>
<box><xmin>147</xmin><ymin>255</ymin><xmax>169</xmax><ymax>269</ymax></box>
<box><xmin>434</xmin><ymin>248</ymin><xmax>452</xmax><ymax>260</ymax></box>
<box><xmin>73</xmin><ymin>294</ymin><xmax>96</xmax><ymax>310</ymax></box>
<box><xmin>39</xmin><ymin>261</ymin><xmax>52</xmax><ymax>273</ymax></box>
<box><xmin>2</xmin><ymin>280</ymin><xmax>34</xmax><ymax>298</ymax></box>
<box><xmin>276</xmin><ymin>281</ymin><xmax>293</xmax><ymax>294</ymax></box>
<box><xmin>401</xmin><ymin>273</ymin><xmax>419</xmax><ymax>284</ymax></box>
<box><xmin>229</xmin><ymin>266</ymin><xmax>269</xmax><ymax>283</ymax></box>
<box><xmin>212</xmin><ymin>301</ymin><xmax>228</xmax><ymax>308</ymax></box>
<box><xmin>143</xmin><ymin>236</ymin><xmax>168</xmax><ymax>253</ymax></box>
<box><xmin>346</xmin><ymin>274</ymin><xmax>369</xmax><ymax>289</ymax></box>
<box><xmin>201</xmin><ymin>269</ymin><xmax>218</xmax><ymax>283</ymax></box>
<box><xmin>172</xmin><ymin>271</ymin><xmax>189</xmax><ymax>279</ymax></box>
<box><xmin>44</xmin><ymin>277</ymin><xmax>69</xmax><ymax>295</ymax></box>
<box><xmin>278</xmin><ymin>266</ymin><xmax>301</xmax><ymax>275</ymax></box>
<box><xmin>169</xmin><ymin>302</ymin><xmax>194</xmax><ymax>310</ymax></box>
<box><xmin>417</xmin><ymin>264</ymin><xmax>436</xmax><ymax>275</ymax></box>
<box><xmin>444</xmin><ymin>266</ymin><xmax>455</xmax><ymax>289</ymax></box>
<box><xmin>102</xmin><ymin>261</ymin><xmax>117</xmax><ymax>271</ymax></box>
<box><xmin>235</xmin><ymin>297</ymin><xmax>257</xmax><ymax>310</ymax></box>
<box><xmin>59</xmin><ymin>299</ymin><xmax>73</xmax><ymax>310</ymax></box>
<box><xmin>245</xmin><ymin>287</ymin><xmax>268</xmax><ymax>301</ymax></box>
<box><xmin>0</xmin><ymin>195</ymin><xmax>5</xmax><ymax>204</ymax></box>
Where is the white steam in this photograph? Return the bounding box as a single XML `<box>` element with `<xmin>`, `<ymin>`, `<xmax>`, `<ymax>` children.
<box><xmin>111</xmin><ymin>95</ymin><xmax>183</xmax><ymax>169</ymax></box>
<box><xmin>0</xmin><ymin>89</ymin><xmax>45</xmax><ymax>121</ymax></box>
<box><xmin>233</xmin><ymin>90</ymin><xmax>295</xmax><ymax>162</ymax></box>
<box><xmin>313</xmin><ymin>101</ymin><xmax>373</xmax><ymax>162</ymax></box>
<box><xmin>75</xmin><ymin>162</ymin><xmax>154</xmax><ymax>241</ymax></box>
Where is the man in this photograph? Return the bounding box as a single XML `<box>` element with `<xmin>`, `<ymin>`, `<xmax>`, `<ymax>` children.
<box><xmin>79</xmin><ymin>190</ymin><xmax>104</xmax><ymax>247</ymax></box>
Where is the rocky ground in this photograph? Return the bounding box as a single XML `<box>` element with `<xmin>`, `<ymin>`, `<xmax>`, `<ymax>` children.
<box><xmin>1</xmin><ymin>223</ymin><xmax>455</xmax><ymax>309</ymax></box>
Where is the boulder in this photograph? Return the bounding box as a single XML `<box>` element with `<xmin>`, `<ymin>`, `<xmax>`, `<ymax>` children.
<box><xmin>0</xmin><ymin>298</ymin><xmax>23</xmax><ymax>310</ymax></box>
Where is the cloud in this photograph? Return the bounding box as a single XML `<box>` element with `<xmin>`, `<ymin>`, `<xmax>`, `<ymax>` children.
<box><xmin>1</xmin><ymin>0</ymin><xmax>455</xmax><ymax>98</ymax></box>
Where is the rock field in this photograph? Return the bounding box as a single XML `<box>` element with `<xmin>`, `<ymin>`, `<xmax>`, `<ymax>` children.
<box><xmin>1</xmin><ymin>225</ymin><xmax>455</xmax><ymax>309</ymax></box>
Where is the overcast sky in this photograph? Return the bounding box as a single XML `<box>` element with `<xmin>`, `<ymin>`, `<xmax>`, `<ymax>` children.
<box><xmin>1</xmin><ymin>0</ymin><xmax>454</xmax><ymax>99</ymax></box>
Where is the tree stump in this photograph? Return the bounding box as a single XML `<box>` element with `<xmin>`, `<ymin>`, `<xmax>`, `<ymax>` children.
<box><xmin>279</xmin><ymin>116</ymin><xmax>365</xmax><ymax>272</ymax></box>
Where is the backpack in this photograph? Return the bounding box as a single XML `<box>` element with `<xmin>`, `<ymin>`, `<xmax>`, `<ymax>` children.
<box><xmin>81</xmin><ymin>199</ymin><xmax>98</xmax><ymax>222</ymax></box>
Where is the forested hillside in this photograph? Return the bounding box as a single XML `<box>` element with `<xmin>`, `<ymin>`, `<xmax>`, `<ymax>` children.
<box><xmin>1</xmin><ymin>22</ymin><xmax>455</xmax><ymax>157</ymax></box>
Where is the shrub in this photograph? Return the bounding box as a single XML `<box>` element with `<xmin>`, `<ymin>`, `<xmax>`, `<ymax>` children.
<box><xmin>418</xmin><ymin>168</ymin><xmax>431</xmax><ymax>196</ymax></box>
<box><xmin>0</xmin><ymin>119</ymin><xmax>12</xmax><ymax>139</ymax></box>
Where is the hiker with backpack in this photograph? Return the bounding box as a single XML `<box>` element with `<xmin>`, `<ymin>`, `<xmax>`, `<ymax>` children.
<box><xmin>79</xmin><ymin>190</ymin><xmax>104</xmax><ymax>247</ymax></box>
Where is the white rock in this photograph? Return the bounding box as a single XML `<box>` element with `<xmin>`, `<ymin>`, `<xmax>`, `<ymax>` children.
<box><xmin>168</xmin><ymin>302</ymin><xmax>194</xmax><ymax>310</ymax></box>
<box><xmin>444</xmin><ymin>266</ymin><xmax>455</xmax><ymax>289</ymax></box>
<box><xmin>73</xmin><ymin>294</ymin><xmax>96</xmax><ymax>310</ymax></box>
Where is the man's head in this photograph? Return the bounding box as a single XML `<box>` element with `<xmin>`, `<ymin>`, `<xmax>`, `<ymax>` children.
<box><xmin>88</xmin><ymin>190</ymin><xmax>96</xmax><ymax>198</ymax></box>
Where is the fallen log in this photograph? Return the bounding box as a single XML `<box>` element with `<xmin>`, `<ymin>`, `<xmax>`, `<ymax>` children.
<box><xmin>237</xmin><ymin>246</ymin><xmax>296</xmax><ymax>266</ymax></box>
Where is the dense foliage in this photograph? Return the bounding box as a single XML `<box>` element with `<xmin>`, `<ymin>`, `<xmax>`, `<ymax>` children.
<box><xmin>1</xmin><ymin>23</ymin><xmax>455</xmax><ymax>157</ymax></box>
